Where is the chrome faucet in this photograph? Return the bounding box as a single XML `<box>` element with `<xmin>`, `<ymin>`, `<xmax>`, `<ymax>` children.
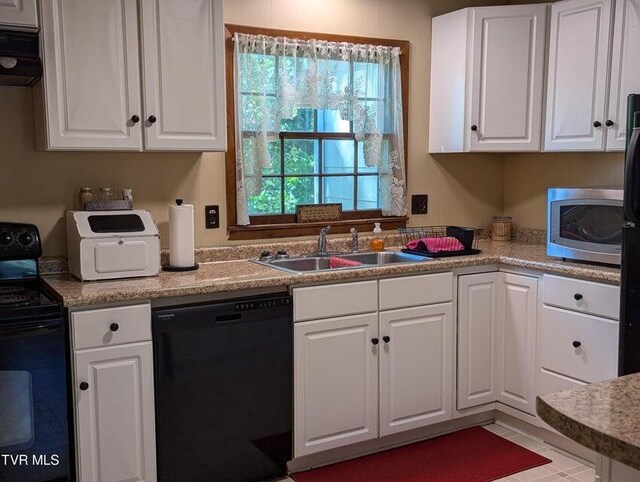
<box><xmin>350</xmin><ymin>227</ymin><xmax>359</xmax><ymax>253</ymax></box>
<box><xmin>318</xmin><ymin>226</ymin><xmax>331</xmax><ymax>256</ymax></box>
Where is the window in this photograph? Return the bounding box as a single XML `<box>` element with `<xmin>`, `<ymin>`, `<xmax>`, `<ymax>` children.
<box><xmin>225</xmin><ymin>25</ymin><xmax>410</xmax><ymax>239</ymax></box>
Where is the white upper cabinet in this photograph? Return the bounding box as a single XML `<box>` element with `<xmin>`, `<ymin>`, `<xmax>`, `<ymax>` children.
<box><xmin>140</xmin><ymin>0</ymin><xmax>226</xmax><ymax>151</ymax></box>
<box><xmin>544</xmin><ymin>0</ymin><xmax>612</xmax><ymax>151</ymax></box>
<box><xmin>40</xmin><ymin>0</ymin><xmax>143</xmax><ymax>150</ymax></box>
<box><xmin>429</xmin><ymin>4</ymin><xmax>548</xmax><ymax>153</ymax></box>
<box><xmin>0</xmin><ymin>0</ymin><xmax>38</xmax><ymax>29</ymax></box>
<box><xmin>39</xmin><ymin>0</ymin><xmax>226</xmax><ymax>152</ymax></box>
<box><xmin>607</xmin><ymin>0</ymin><xmax>640</xmax><ymax>150</ymax></box>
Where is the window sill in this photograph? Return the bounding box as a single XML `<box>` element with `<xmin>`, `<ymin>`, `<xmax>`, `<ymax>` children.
<box><xmin>228</xmin><ymin>217</ymin><xmax>408</xmax><ymax>241</ymax></box>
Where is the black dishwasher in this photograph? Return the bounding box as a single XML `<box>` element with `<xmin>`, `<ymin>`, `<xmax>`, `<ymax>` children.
<box><xmin>152</xmin><ymin>293</ymin><xmax>293</xmax><ymax>482</ymax></box>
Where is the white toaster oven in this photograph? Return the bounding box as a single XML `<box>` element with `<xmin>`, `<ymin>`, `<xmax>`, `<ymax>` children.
<box><xmin>66</xmin><ymin>210</ymin><xmax>161</xmax><ymax>281</ymax></box>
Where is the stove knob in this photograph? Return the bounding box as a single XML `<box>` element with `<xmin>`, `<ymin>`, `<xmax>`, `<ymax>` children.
<box><xmin>0</xmin><ymin>232</ymin><xmax>13</xmax><ymax>246</ymax></box>
<box><xmin>18</xmin><ymin>232</ymin><xmax>34</xmax><ymax>246</ymax></box>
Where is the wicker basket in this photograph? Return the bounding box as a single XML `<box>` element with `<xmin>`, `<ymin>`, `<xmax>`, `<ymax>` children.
<box><xmin>491</xmin><ymin>216</ymin><xmax>512</xmax><ymax>241</ymax></box>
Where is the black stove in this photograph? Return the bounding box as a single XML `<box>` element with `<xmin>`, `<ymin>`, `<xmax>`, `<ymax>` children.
<box><xmin>0</xmin><ymin>222</ymin><xmax>70</xmax><ymax>482</ymax></box>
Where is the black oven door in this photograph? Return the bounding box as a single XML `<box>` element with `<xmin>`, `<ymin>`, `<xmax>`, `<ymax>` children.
<box><xmin>0</xmin><ymin>317</ymin><xmax>71</xmax><ymax>481</ymax></box>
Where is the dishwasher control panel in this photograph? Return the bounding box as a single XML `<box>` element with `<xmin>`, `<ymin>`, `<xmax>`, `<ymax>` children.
<box><xmin>234</xmin><ymin>296</ymin><xmax>292</xmax><ymax>312</ymax></box>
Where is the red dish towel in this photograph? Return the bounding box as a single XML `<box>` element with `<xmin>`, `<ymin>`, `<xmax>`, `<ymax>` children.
<box><xmin>329</xmin><ymin>256</ymin><xmax>363</xmax><ymax>269</ymax></box>
<box><xmin>406</xmin><ymin>236</ymin><xmax>465</xmax><ymax>253</ymax></box>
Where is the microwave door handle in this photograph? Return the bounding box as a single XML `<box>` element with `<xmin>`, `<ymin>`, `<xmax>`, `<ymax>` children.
<box><xmin>625</xmin><ymin>127</ymin><xmax>640</xmax><ymax>224</ymax></box>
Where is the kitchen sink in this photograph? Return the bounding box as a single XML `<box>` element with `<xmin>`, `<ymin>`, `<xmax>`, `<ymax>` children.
<box><xmin>256</xmin><ymin>251</ymin><xmax>427</xmax><ymax>274</ymax></box>
<box><xmin>338</xmin><ymin>251</ymin><xmax>425</xmax><ymax>265</ymax></box>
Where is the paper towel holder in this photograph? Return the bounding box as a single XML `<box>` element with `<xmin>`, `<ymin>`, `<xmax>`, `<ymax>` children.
<box><xmin>162</xmin><ymin>198</ymin><xmax>199</xmax><ymax>272</ymax></box>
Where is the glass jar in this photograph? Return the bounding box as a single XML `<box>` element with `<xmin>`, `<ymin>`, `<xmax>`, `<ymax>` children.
<box><xmin>100</xmin><ymin>187</ymin><xmax>115</xmax><ymax>201</ymax></box>
<box><xmin>79</xmin><ymin>187</ymin><xmax>95</xmax><ymax>209</ymax></box>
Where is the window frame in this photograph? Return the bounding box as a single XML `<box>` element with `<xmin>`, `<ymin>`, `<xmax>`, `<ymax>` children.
<box><xmin>224</xmin><ymin>24</ymin><xmax>410</xmax><ymax>240</ymax></box>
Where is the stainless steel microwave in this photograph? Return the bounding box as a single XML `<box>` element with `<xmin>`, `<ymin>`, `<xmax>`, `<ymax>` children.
<box><xmin>547</xmin><ymin>188</ymin><xmax>624</xmax><ymax>265</ymax></box>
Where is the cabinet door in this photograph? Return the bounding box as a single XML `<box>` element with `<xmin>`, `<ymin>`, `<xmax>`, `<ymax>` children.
<box><xmin>140</xmin><ymin>0</ymin><xmax>226</xmax><ymax>151</ymax></box>
<box><xmin>606</xmin><ymin>0</ymin><xmax>640</xmax><ymax>151</ymax></box>
<box><xmin>39</xmin><ymin>0</ymin><xmax>143</xmax><ymax>150</ymax></box>
<box><xmin>497</xmin><ymin>273</ymin><xmax>538</xmax><ymax>415</ymax></box>
<box><xmin>457</xmin><ymin>273</ymin><xmax>499</xmax><ymax>410</ymax></box>
<box><xmin>0</xmin><ymin>0</ymin><xmax>37</xmax><ymax>28</ymax></box>
<box><xmin>469</xmin><ymin>5</ymin><xmax>547</xmax><ymax>152</ymax></box>
<box><xmin>74</xmin><ymin>342</ymin><xmax>156</xmax><ymax>482</ymax></box>
<box><xmin>379</xmin><ymin>303</ymin><xmax>453</xmax><ymax>436</ymax></box>
<box><xmin>294</xmin><ymin>313</ymin><xmax>378</xmax><ymax>457</ymax></box>
<box><xmin>544</xmin><ymin>0</ymin><xmax>613</xmax><ymax>151</ymax></box>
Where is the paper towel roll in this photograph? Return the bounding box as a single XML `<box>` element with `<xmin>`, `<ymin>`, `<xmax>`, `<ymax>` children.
<box><xmin>169</xmin><ymin>200</ymin><xmax>195</xmax><ymax>268</ymax></box>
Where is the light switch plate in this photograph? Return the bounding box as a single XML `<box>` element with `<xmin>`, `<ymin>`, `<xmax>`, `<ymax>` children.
<box><xmin>205</xmin><ymin>205</ymin><xmax>219</xmax><ymax>229</ymax></box>
<box><xmin>411</xmin><ymin>195</ymin><xmax>428</xmax><ymax>215</ymax></box>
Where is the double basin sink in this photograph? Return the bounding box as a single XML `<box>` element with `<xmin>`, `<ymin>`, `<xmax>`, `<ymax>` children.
<box><xmin>257</xmin><ymin>251</ymin><xmax>428</xmax><ymax>274</ymax></box>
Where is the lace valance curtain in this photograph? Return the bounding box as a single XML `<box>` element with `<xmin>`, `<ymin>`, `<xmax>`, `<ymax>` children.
<box><xmin>233</xmin><ymin>32</ymin><xmax>407</xmax><ymax>225</ymax></box>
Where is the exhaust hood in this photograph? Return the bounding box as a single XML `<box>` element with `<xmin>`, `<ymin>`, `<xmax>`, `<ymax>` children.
<box><xmin>0</xmin><ymin>30</ymin><xmax>41</xmax><ymax>87</ymax></box>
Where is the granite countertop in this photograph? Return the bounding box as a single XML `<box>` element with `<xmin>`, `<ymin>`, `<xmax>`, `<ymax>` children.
<box><xmin>537</xmin><ymin>374</ymin><xmax>640</xmax><ymax>471</ymax></box>
<box><xmin>42</xmin><ymin>240</ymin><xmax>621</xmax><ymax>307</ymax></box>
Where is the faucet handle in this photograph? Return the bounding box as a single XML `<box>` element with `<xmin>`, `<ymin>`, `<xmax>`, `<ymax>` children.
<box><xmin>321</xmin><ymin>225</ymin><xmax>331</xmax><ymax>234</ymax></box>
<box><xmin>350</xmin><ymin>227</ymin><xmax>357</xmax><ymax>234</ymax></box>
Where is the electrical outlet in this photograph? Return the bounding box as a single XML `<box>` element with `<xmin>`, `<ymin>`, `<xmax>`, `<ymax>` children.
<box><xmin>205</xmin><ymin>205</ymin><xmax>219</xmax><ymax>229</ymax></box>
<box><xmin>411</xmin><ymin>195</ymin><xmax>428</xmax><ymax>215</ymax></box>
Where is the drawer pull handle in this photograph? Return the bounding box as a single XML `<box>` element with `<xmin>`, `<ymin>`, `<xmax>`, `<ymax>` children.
<box><xmin>574</xmin><ymin>293</ymin><xmax>583</xmax><ymax>301</ymax></box>
<box><xmin>79</xmin><ymin>382</ymin><xmax>89</xmax><ymax>391</ymax></box>
<box><xmin>383</xmin><ymin>336</ymin><xmax>391</xmax><ymax>343</ymax></box>
<box><xmin>573</xmin><ymin>340</ymin><xmax>582</xmax><ymax>348</ymax></box>
<box><xmin>110</xmin><ymin>323</ymin><xmax>119</xmax><ymax>332</ymax></box>
<box><xmin>371</xmin><ymin>338</ymin><xmax>379</xmax><ymax>345</ymax></box>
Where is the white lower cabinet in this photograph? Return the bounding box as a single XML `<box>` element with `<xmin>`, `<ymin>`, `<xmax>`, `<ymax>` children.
<box><xmin>293</xmin><ymin>275</ymin><xmax>454</xmax><ymax>457</ymax></box>
<box><xmin>598</xmin><ymin>456</ymin><xmax>640</xmax><ymax>482</ymax></box>
<box><xmin>497</xmin><ymin>273</ymin><xmax>538</xmax><ymax>415</ymax></box>
<box><xmin>457</xmin><ymin>272</ymin><xmax>499</xmax><ymax>410</ymax></box>
<box><xmin>379</xmin><ymin>303</ymin><xmax>453</xmax><ymax>436</ymax></box>
<box><xmin>457</xmin><ymin>272</ymin><xmax>538</xmax><ymax>415</ymax></box>
<box><xmin>293</xmin><ymin>313</ymin><xmax>379</xmax><ymax>457</ymax></box>
<box><xmin>74</xmin><ymin>342</ymin><xmax>156</xmax><ymax>482</ymax></box>
<box><xmin>71</xmin><ymin>303</ymin><xmax>156</xmax><ymax>482</ymax></box>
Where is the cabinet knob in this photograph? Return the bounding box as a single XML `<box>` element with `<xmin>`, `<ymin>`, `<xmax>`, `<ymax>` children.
<box><xmin>605</xmin><ymin>120</ymin><xmax>614</xmax><ymax>127</ymax></box>
<box><xmin>593</xmin><ymin>121</ymin><xmax>602</xmax><ymax>128</ymax></box>
<box><xmin>470</xmin><ymin>124</ymin><xmax>478</xmax><ymax>132</ymax></box>
<box><xmin>574</xmin><ymin>293</ymin><xmax>583</xmax><ymax>301</ymax></box>
<box><xmin>110</xmin><ymin>323</ymin><xmax>119</xmax><ymax>332</ymax></box>
<box><xmin>79</xmin><ymin>382</ymin><xmax>89</xmax><ymax>391</ymax></box>
<box><xmin>383</xmin><ymin>336</ymin><xmax>391</xmax><ymax>343</ymax></box>
<box><xmin>572</xmin><ymin>340</ymin><xmax>582</xmax><ymax>349</ymax></box>
<box><xmin>371</xmin><ymin>338</ymin><xmax>379</xmax><ymax>345</ymax></box>
<box><xmin>148</xmin><ymin>115</ymin><xmax>157</xmax><ymax>124</ymax></box>
<box><xmin>131</xmin><ymin>115</ymin><xmax>140</xmax><ymax>124</ymax></box>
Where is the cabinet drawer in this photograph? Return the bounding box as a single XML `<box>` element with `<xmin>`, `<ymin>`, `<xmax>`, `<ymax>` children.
<box><xmin>540</xmin><ymin>306</ymin><xmax>618</xmax><ymax>383</ymax></box>
<box><xmin>293</xmin><ymin>281</ymin><xmax>377</xmax><ymax>322</ymax></box>
<box><xmin>543</xmin><ymin>275</ymin><xmax>620</xmax><ymax>320</ymax></box>
<box><xmin>71</xmin><ymin>304</ymin><xmax>151</xmax><ymax>350</ymax></box>
<box><xmin>379</xmin><ymin>272</ymin><xmax>453</xmax><ymax>311</ymax></box>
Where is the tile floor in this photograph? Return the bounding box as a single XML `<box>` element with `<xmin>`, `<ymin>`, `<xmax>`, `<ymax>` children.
<box><xmin>278</xmin><ymin>423</ymin><xmax>595</xmax><ymax>482</ymax></box>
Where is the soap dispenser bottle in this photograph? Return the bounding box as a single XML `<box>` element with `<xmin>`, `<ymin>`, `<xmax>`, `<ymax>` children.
<box><xmin>369</xmin><ymin>223</ymin><xmax>385</xmax><ymax>252</ymax></box>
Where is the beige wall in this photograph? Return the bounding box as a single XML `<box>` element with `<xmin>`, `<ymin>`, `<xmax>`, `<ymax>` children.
<box><xmin>1</xmin><ymin>0</ymin><xmax>515</xmax><ymax>256</ymax></box>
<box><xmin>503</xmin><ymin>152</ymin><xmax>624</xmax><ymax>230</ymax></box>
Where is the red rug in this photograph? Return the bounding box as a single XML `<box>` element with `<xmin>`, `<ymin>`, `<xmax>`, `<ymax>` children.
<box><xmin>291</xmin><ymin>426</ymin><xmax>552</xmax><ymax>482</ymax></box>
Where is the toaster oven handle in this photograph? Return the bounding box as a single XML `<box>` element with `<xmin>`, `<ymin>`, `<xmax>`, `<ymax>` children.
<box><xmin>625</xmin><ymin>127</ymin><xmax>640</xmax><ymax>224</ymax></box>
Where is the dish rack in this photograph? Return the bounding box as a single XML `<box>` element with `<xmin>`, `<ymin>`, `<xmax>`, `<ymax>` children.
<box><xmin>398</xmin><ymin>226</ymin><xmax>483</xmax><ymax>257</ymax></box>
